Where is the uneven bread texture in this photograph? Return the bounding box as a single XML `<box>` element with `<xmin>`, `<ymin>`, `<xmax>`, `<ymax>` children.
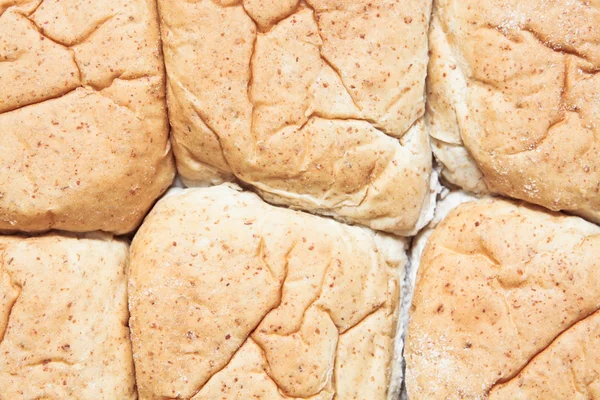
<box><xmin>405</xmin><ymin>198</ymin><xmax>600</xmax><ymax>399</ymax></box>
<box><xmin>0</xmin><ymin>0</ymin><xmax>174</xmax><ymax>234</ymax></box>
<box><xmin>489</xmin><ymin>309</ymin><xmax>600</xmax><ymax>399</ymax></box>
<box><xmin>0</xmin><ymin>233</ymin><xmax>135</xmax><ymax>399</ymax></box>
<box><xmin>129</xmin><ymin>185</ymin><xmax>405</xmax><ymax>400</ymax></box>
<box><xmin>158</xmin><ymin>0</ymin><xmax>434</xmax><ymax>235</ymax></box>
<box><xmin>428</xmin><ymin>0</ymin><xmax>600</xmax><ymax>219</ymax></box>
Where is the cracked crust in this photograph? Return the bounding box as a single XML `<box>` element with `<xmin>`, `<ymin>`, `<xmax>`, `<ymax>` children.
<box><xmin>158</xmin><ymin>0</ymin><xmax>434</xmax><ymax>235</ymax></box>
<box><xmin>428</xmin><ymin>0</ymin><xmax>600</xmax><ymax>221</ymax></box>
<box><xmin>0</xmin><ymin>233</ymin><xmax>135</xmax><ymax>399</ymax></box>
<box><xmin>0</xmin><ymin>0</ymin><xmax>175</xmax><ymax>234</ymax></box>
<box><xmin>405</xmin><ymin>198</ymin><xmax>600</xmax><ymax>399</ymax></box>
<box><xmin>488</xmin><ymin>309</ymin><xmax>600</xmax><ymax>399</ymax></box>
<box><xmin>129</xmin><ymin>184</ymin><xmax>406</xmax><ymax>399</ymax></box>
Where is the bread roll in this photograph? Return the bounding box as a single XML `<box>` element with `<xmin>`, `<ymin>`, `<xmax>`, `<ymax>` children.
<box><xmin>0</xmin><ymin>233</ymin><xmax>135</xmax><ymax>399</ymax></box>
<box><xmin>0</xmin><ymin>0</ymin><xmax>174</xmax><ymax>234</ymax></box>
<box><xmin>129</xmin><ymin>184</ymin><xmax>405</xmax><ymax>399</ymax></box>
<box><xmin>428</xmin><ymin>0</ymin><xmax>600</xmax><ymax>221</ymax></box>
<box><xmin>157</xmin><ymin>0</ymin><xmax>435</xmax><ymax>235</ymax></box>
<box><xmin>405</xmin><ymin>196</ymin><xmax>600</xmax><ymax>399</ymax></box>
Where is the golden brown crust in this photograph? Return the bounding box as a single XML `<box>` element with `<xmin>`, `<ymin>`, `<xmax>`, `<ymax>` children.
<box><xmin>0</xmin><ymin>0</ymin><xmax>175</xmax><ymax>234</ymax></box>
<box><xmin>129</xmin><ymin>185</ymin><xmax>404</xmax><ymax>399</ymax></box>
<box><xmin>405</xmin><ymin>198</ymin><xmax>600</xmax><ymax>399</ymax></box>
<box><xmin>158</xmin><ymin>0</ymin><xmax>433</xmax><ymax>235</ymax></box>
<box><xmin>0</xmin><ymin>233</ymin><xmax>135</xmax><ymax>399</ymax></box>
<box><xmin>428</xmin><ymin>0</ymin><xmax>600</xmax><ymax>221</ymax></box>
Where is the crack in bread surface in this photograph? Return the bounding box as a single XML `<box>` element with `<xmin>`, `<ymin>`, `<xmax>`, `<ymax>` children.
<box><xmin>188</xmin><ymin>299</ymin><xmax>392</xmax><ymax>399</ymax></box>
<box><xmin>487</xmin><ymin>308</ymin><xmax>600</xmax><ymax>398</ymax></box>
<box><xmin>1</xmin><ymin>7</ymin><xmax>154</xmax><ymax>113</ymax></box>
<box><xmin>192</xmin><ymin>244</ymin><xmax>390</xmax><ymax>398</ymax></box>
<box><xmin>486</xmin><ymin>307</ymin><xmax>600</xmax><ymax>394</ymax></box>
<box><xmin>0</xmin><ymin>259</ymin><xmax>21</xmax><ymax>346</ymax></box>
